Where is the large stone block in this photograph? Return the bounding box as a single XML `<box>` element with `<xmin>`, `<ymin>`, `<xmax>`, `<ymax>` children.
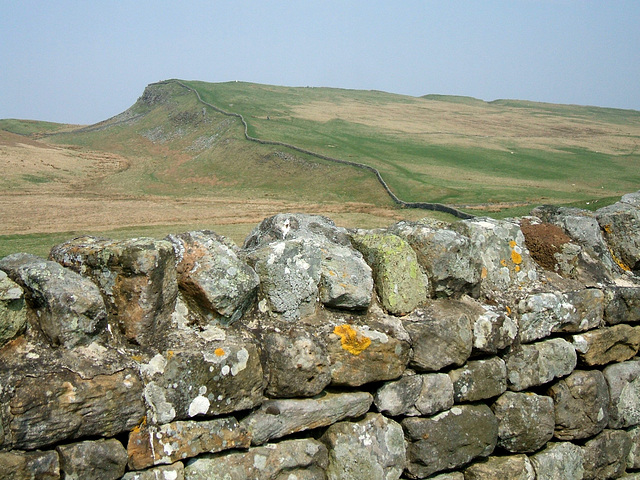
<box><xmin>184</xmin><ymin>438</ymin><xmax>328</xmax><ymax>480</ymax></box>
<box><xmin>0</xmin><ymin>253</ymin><xmax>106</xmax><ymax>348</ymax></box>
<box><xmin>167</xmin><ymin>230</ymin><xmax>259</xmax><ymax>323</ymax></box>
<box><xmin>240</xmin><ymin>391</ymin><xmax>373</xmax><ymax>446</ymax></box>
<box><xmin>350</xmin><ymin>231</ymin><xmax>428</xmax><ymax>315</ymax></box>
<box><xmin>572</xmin><ymin>324</ymin><xmax>640</xmax><ymax>366</ymax></box>
<box><xmin>491</xmin><ymin>391</ymin><xmax>554</xmax><ymax>453</ymax></box>
<box><xmin>50</xmin><ymin>236</ymin><xmax>178</xmax><ymax>346</ymax></box>
<box><xmin>402</xmin><ymin>405</ymin><xmax>497</xmax><ymax>478</ymax></box>
<box><xmin>374</xmin><ymin>372</ymin><xmax>453</xmax><ymax>417</ymax></box>
<box><xmin>464</xmin><ymin>454</ymin><xmax>535</xmax><ymax>480</ymax></box>
<box><xmin>403</xmin><ymin>299</ymin><xmax>473</xmax><ymax>371</ymax></box>
<box><xmin>603</xmin><ymin>286</ymin><xmax>640</xmax><ymax>325</ymax></box>
<box><xmin>603</xmin><ymin>360</ymin><xmax>640</xmax><ymax>428</ymax></box>
<box><xmin>462</xmin><ymin>296</ymin><xmax>518</xmax><ymax>354</ymax></box>
<box><xmin>448</xmin><ymin>356</ymin><xmax>506</xmax><ymax>403</ymax></box>
<box><xmin>548</xmin><ymin>369</ymin><xmax>609</xmax><ymax>440</ymax></box>
<box><xmin>0</xmin><ymin>449</ymin><xmax>60</xmax><ymax>480</ymax></box>
<box><xmin>582</xmin><ymin>429</ymin><xmax>632</xmax><ymax>480</ymax></box>
<box><xmin>504</xmin><ymin>337</ymin><xmax>576</xmax><ymax>391</ymax></box>
<box><xmin>529</xmin><ymin>441</ymin><xmax>584</xmax><ymax>480</ymax></box>
<box><xmin>320</xmin><ymin>413</ymin><xmax>406</xmax><ymax>480</ymax></box>
<box><xmin>57</xmin><ymin>438</ymin><xmax>127</xmax><ymax>480</ymax></box>
<box><xmin>390</xmin><ymin>220</ymin><xmax>481</xmax><ymax>298</ymax></box>
<box><xmin>597</xmin><ymin>201</ymin><xmax>640</xmax><ymax>273</ymax></box>
<box><xmin>122</xmin><ymin>462</ymin><xmax>184</xmax><ymax>480</ymax></box>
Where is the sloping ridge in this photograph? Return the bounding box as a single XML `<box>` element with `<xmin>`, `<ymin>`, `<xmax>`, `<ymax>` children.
<box><xmin>170</xmin><ymin>80</ymin><xmax>474</xmax><ymax>220</ymax></box>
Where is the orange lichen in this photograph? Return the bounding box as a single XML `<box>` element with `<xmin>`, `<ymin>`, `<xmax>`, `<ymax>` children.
<box><xmin>500</xmin><ymin>259</ymin><xmax>507</xmax><ymax>267</ymax></box>
<box><xmin>511</xmin><ymin>250</ymin><xmax>523</xmax><ymax>265</ymax></box>
<box><xmin>214</xmin><ymin>348</ymin><xmax>226</xmax><ymax>357</ymax></box>
<box><xmin>505</xmin><ymin>305</ymin><xmax>512</xmax><ymax>315</ymax></box>
<box><xmin>603</xmin><ymin>224</ymin><xmax>613</xmax><ymax>234</ymax></box>
<box><xmin>481</xmin><ymin>267</ymin><xmax>488</xmax><ymax>279</ymax></box>
<box><xmin>166</xmin><ymin>350</ymin><xmax>174</xmax><ymax>359</ymax></box>
<box><xmin>333</xmin><ymin>324</ymin><xmax>371</xmax><ymax>355</ymax></box>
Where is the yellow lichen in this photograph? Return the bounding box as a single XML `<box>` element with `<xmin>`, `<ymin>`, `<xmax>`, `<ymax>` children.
<box><xmin>166</xmin><ymin>350</ymin><xmax>174</xmax><ymax>359</ymax></box>
<box><xmin>505</xmin><ymin>305</ymin><xmax>512</xmax><ymax>315</ymax></box>
<box><xmin>333</xmin><ymin>325</ymin><xmax>371</xmax><ymax>355</ymax></box>
<box><xmin>509</xmin><ymin>240</ymin><xmax>517</xmax><ymax>248</ymax></box>
<box><xmin>603</xmin><ymin>224</ymin><xmax>613</xmax><ymax>234</ymax></box>
<box><xmin>500</xmin><ymin>259</ymin><xmax>507</xmax><ymax>267</ymax></box>
<box><xmin>214</xmin><ymin>348</ymin><xmax>226</xmax><ymax>357</ymax></box>
<box><xmin>481</xmin><ymin>267</ymin><xmax>488</xmax><ymax>279</ymax></box>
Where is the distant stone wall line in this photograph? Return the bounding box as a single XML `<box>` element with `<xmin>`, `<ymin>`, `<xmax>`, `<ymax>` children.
<box><xmin>174</xmin><ymin>80</ymin><xmax>475</xmax><ymax>220</ymax></box>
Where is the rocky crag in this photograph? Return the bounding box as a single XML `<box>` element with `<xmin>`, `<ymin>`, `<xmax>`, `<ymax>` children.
<box><xmin>1</xmin><ymin>191</ymin><xmax>640</xmax><ymax>479</ymax></box>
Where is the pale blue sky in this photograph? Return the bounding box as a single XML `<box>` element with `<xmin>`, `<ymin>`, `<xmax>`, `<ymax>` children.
<box><xmin>1</xmin><ymin>1</ymin><xmax>639</xmax><ymax>124</ymax></box>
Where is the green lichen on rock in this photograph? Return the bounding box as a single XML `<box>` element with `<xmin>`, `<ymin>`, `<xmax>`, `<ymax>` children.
<box><xmin>350</xmin><ymin>231</ymin><xmax>427</xmax><ymax>315</ymax></box>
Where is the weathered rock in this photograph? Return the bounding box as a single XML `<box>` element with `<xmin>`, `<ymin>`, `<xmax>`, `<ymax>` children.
<box><xmin>461</xmin><ymin>296</ymin><xmax>518</xmax><ymax>354</ymax></box>
<box><xmin>121</xmin><ymin>462</ymin><xmax>184</xmax><ymax>480</ymax></box>
<box><xmin>448</xmin><ymin>357</ymin><xmax>506</xmax><ymax>403</ymax></box>
<box><xmin>604</xmin><ymin>285</ymin><xmax>640</xmax><ymax>325</ymax></box>
<box><xmin>326</xmin><ymin>317</ymin><xmax>411</xmax><ymax>387</ymax></box>
<box><xmin>427</xmin><ymin>473</ymin><xmax>464</xmax><ymax>480</ymax></box>
<box><xmin>166</xmin><ymin>230</ymin><xmax>259</xmax><ymax>323</ymax></box>
<box><xmin>127</xmin><ymin>417</ymin><xmax>250</xmax><ymax>470</ymax></box>
<box><xmin>320</xmin><ymin>413</ymin><xmax>406</xmax><ymax>480</ymax></box>
<box><xmin>452</xmin><ymin>217</ymin><xmax>537</xmax><ymax>296</ymax></box>
<box><xmin>50</xmin><ymin>236</ymin><xmax>178</xmax><ymax>346</ymax></box>
<box><xmin>529</xmin><ymin>441</ymin><xmax>585</xmax><ymax>480</ymax></box>
<box><xmin>504</xmin><ymin>337</ymin><xmax>577</xmax><ymax>391</ymax></box>
<box><xmin>548</xmin><ymin>369</ymin><xmax>609</xmax><ymax>440</ymax></box>
<box><xmin>184</xmin><ymin>438</ymin><xmax>328</xmax><ymax>480</ymax></box>
<box><xmin>597</xmin><ymin>201</ymin><xmax>640</xmax><ymax>273</ymax></box>
<box><xmin>0</xmin><ymin>270</ymin><xmax>26</xmax><ymax>346</ymax></box>
<box><xmin>572</xmin><ymin>323</ymin><xmax>640</xmax><ymax>366</ymax></box>
<box><xmin>463</xmin><ymin>454</ymin><xmax>535</xmax><ymax>480</ymax></box>
<box><xmin>245</xmin><ymin>239</ymin><xmax>322</xmax><ymax>321</ymax></box>
<box><xmin>240</xmin><ymin>391</ymin><xmax>373</xmax><ymax>445</ymax></box>
<box><xmin>0</xmin><ymin>253</ymin><xmax>106</xmax><ymax>348</ymax></box>
<box><xmin>0</xmin><ymin>342</ymin><xmax>145</xmax><ymax>450</ymax></box>
<box><xmin>139</xmin><ymin>328</ymin><xmax>264</xmax><ymax>424</ymax></box>
<box><xmin>402</xmin><ymin>404</ymin><xmax>497</xmax><ymax>478</ymax></box>
<box><xmin>491</xmin><ymin>391</ymin><xmax>554</xmax><ymax>453</ymax></box>
<box><xmin>621</xmin><ymin>190</ymin><xmax>640</xmax><ymax>207</ymax></box>
<box><xmin>252</xmin><ymin>320</ymin><xmax>331</xmax><ymax>398</ymax></box>
<box><xmin>57</xmin><ymin>438</ymin><xmax>127</xmax><ymax>480</ymax></box>
<box><xmin>603</xmin><ymin>360</ymin><xmax>640</xmax><ymax>428</ymax></box>
<box><xmin>374</xmin><ymin>372</ymin><xmax>453</xmax><ymax>417</ymax></box>
<box><xmin>243</xmin><ymin>213</ymin><xmax>373</xmax><ymax>312</ymax></box>
<box><xmin>390</xmin><ymin>220</ymin><xmax>481</xmax><ymax>297</ymax></box>
<box><xmin>0</xmin><ymin>449</ymin><xmax>60</xmax><ymax>480</ymax></box>
<box><xmin>517</xmin><ymin>289</ymin><xmax>603</xmax><ymax>343</ymax></box>
<box><xmin>350</xmin><ymin>231</ymin><xmax>427</xmax><ymax>315</ymax></box>
<box><xmin>627</xmin><ymin>425</ymin><xmax>640</xmax><ymax>470</ymax></box>
<box><xmin>403</xmin><ymin>299</ymin><xmax>473</xmax><ymax>372</ymax></box>
<box><xmin>582</xmin><ymin>429</ymin><xmax>632</xmax><ymax>480</ymax></box>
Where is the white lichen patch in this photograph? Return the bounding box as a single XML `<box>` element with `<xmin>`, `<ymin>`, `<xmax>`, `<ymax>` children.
<box><xmin>197</xmin><ymin>325</ymin><xmax>227</xmax><ymax>342</ymax></box>
<box><xmin>253</xmin><ymin>454</ymin><xmax>267</xmax><ymax>470</ymax></box>
<box><xmin>140</xmin><ymin>354</ymin><xmax>168</xmax><ymax>377</ymax></box>
<box><xmin>360</xmin><ymin>326</ymin><xmax>389</xmax><ymax>344</ymax></box>
<box><xmin>232</xmin><ymin>348</ymin><xmax>250</xmax><ymax>376</ymax></box>
<box><xmin>188</xmin><ymin>394</ymin><xmax>210</xmax><ymax>417</ymax></box>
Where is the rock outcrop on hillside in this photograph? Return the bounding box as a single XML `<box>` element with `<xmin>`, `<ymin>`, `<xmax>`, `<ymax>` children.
<box><xmin>1</xmin><ymin>191</ymin><xmax>640</xmax><ymax>478</ymax></box>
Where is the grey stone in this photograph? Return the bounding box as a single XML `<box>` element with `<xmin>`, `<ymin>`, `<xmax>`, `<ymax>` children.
<box><xmin>627</xmin><ymin>425</ymin><xmax>640</xmax><ymax>470</ymax></box>
<box><xmin>390</xmin><ymin>220</ymin><xmax>481</xmax><ymax>297</ymax></box>
<box><xmin>403</xmin><ymin>299</ymin><xmax>473</xmax><ymax>371</ymax></box>
<box><xmin>504</xmin><ymin>337</ymin><xmax>577</xmax><ymax>391</ymax></box>
<box><xmin>0</xmin><ymin>449</ymin><xmax>60</xmax><ymax>480</ymax></box>
<box><xmin>240</xmin><ymin>391</ymin><xmax>373</xmax><ymax>445</ymax></box>
<box><xmin>57</xmin><ymin>438</ymin><xmax>127</xmax><ymax>480</ymax></box>
<box><xmin>448</xmin><ymin>356</ymin><xmax>506</xmax><ymax>403</ymax></box>
<box><xmin>139</xmin><ymin>328</ymin><xmax>265</xmax><ymax>424</ymax></box>
<box><xmin>121</xmin><ymin>462</ymin><xmax>184</xmax><ymax>480</ymax></box>
<box><xmin>0</xmin><ymin>270</ymin><xmax>26</xmax><ymax>346</ymax></box>
<box><xmin>492</xmin><ymin>391</ymin><xmax>554</xmax><ymax>453</ymax></box>
<box><xmin>0</xmin><ymin>253</ymin><xmax>106</xmax><ymax>348</ymax></box>
<box><xmin>582</xmin><ymin>429</ymin><xmax>632</xmax><ymax>480</ymax></box>
<box><xmin>50</xmin><ymin>236</ymin><xmax>178</xmax><ymax>346</ymax></box>
<box><xmin>184</xmin><ymin>438</ymin><xmax>328</xmax><ymax>480</ymax></box>
<box><xmin>427</xmin><ymin>474</ymin><xmax>464</xmax><ymax>480</ymax></box>
<box><xmin>603</xmin><ymin>360</ymin><xmax>640</xmax><ymax>428</ymax></box>
<box><xmin>127</xmin><ymin>417</ymin><xmax>250</xmax><ymax>470</ymax></box>
<box><xmin>412</xmin><ymin>373</ymin><xmax>455</xmax><ymax>417</ymax></box>
<box><xmin>320</xmin><ymin>413</ymin><xmax>406</xmax><ymax>480</ymax></box>
<box><xmin>621</xmin><ymin>190</ymin><xmax>640</xmax><ymax>207</ymax></box>
<box><xmin>529</xmin><ymin>441</ymin><xmax>584</xmax><ymax>480</ymax></box>
<box><xmin>464</xmin><ymin>454</ymin><xmax>535</xmax><ymax>480</ymax></box>
<box><xmin>350</xmin><ymin>230</ymin><xmax>428</xmax><ymax>315</ymax></box>
<box><xmin>461</xmin><ymin>296</ymin><xmax>518</xmax><ymax>354</ymax></box>
<box><xmin>452</xmin><ymin>217</ymin><xmax>537</xmax><ymax>296</ymax></box>
<box><xmin>573</xmin><ymin>324</ymin><xmax>640</xmax><ymax>366</ymax></box>
<box><xmin>597</xmin><ymin>201</ymin><xmax>640</xmax><ymax>273</ymax></box>
<box><xmin>402</xmin><ymin>404</ymin><xmax>497</xmax><ymax>478</ymax></box>
<box><xmin>548</xmin><ymin>369</ymin><xmax>609</xmax><ymax>440</ymax></box>
<box><xmin>374</xmin><ymin>373</ymin><xmax>423</xmax><ymax>417</ymax></box>
<box><xmin>604</xmin><ymin>286</ymin><xmax>640</xmax><ymax>325</ymax></box>
<box><xmin>167</xmin><ymin>230</ymin><xmax>259</xmax><ymax>323</ymax></box>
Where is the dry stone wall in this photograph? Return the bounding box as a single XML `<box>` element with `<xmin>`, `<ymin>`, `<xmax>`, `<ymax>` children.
<box><xmin>1</xmin><ymin>191</ymin><xmax>640</xmax><ymax>479</ymax></box>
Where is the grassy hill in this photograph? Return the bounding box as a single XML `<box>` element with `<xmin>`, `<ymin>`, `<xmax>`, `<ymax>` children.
<box><xmin>1</xmin><ymin>79</ymin><xmax>639</xmax><ymax>256</ymax></box>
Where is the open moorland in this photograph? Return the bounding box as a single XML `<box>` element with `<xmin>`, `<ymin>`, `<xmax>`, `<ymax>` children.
<box><xmin>1</xmin><ymin>79</ymin><xmax>639</xmax><ymax>256</ymax></box>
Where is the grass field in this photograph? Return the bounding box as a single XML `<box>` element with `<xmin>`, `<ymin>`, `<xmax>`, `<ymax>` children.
<box><xmin>1</xmin><ymin>79</ymin><xmax>638</xmax><ymax>257</ymax></box>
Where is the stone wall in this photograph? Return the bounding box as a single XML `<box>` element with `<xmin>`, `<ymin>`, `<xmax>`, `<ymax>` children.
<box><xmin>1</xmin><ymin>191</ymin><xmax>640</xmax><ymax>479</ymax></box>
